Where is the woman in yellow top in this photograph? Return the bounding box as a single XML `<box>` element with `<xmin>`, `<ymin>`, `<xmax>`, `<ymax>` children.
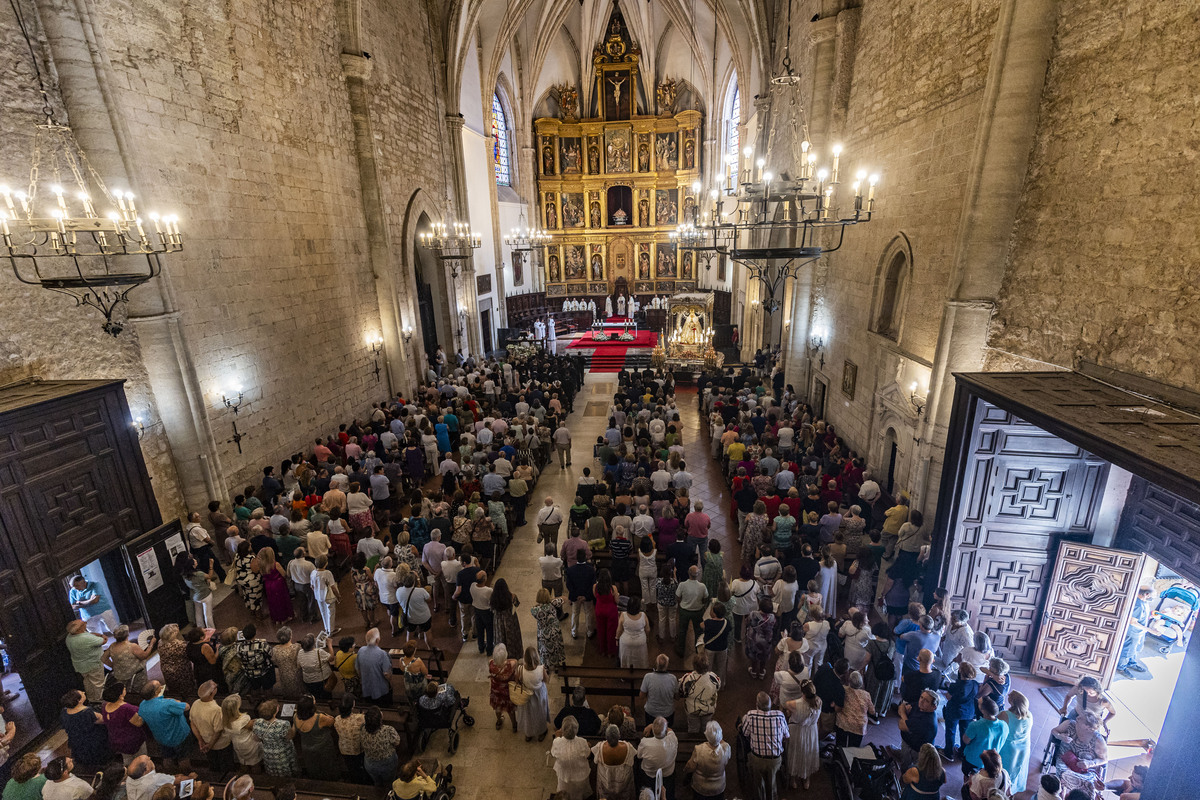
<box><xmin>333</xmin><ymin>636</ymin><xmax>359</xmax><ymax>696</ymax></box>
<box><xmin>392</xmin><ymin>758</ymin><xmax>439</xmax><ymax>800</ymax></box>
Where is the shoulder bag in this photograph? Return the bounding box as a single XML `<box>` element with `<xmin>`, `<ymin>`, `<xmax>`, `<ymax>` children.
<box><xmin>508</xmin><ymin>664</ymin><xmax>532</xmax><ymax>706</ymax></box>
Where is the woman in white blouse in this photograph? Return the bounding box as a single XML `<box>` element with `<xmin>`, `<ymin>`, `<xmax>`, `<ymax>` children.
<box><xmin>549</xmin><ymin>716</ymin><xmax>591</xmax><ymax>800</ymax></box>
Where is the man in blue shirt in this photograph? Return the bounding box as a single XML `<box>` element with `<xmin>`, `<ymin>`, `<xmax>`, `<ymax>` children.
<box><xmin>68</xmin><ymin>576</ymin><xmax>116</xmax><ymax>634</ymax></box>
<box><xmin>898</xmin><ymin>615</ymin><xmax>942</xmax><ymax>677</ymax></box>
<box><xmin>356</xmin><ymin>628</ymin><xmax>394</xmax><ymax>704</ymax></box>
<box><xmin>139</xmin><ymin>681</ymin><xmax>195</xmax><ymax>768</ymax></box>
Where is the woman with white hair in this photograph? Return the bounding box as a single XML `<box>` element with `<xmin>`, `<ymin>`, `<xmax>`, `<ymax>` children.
<box><xmin>685</xmin><ymin>721</ymin><xmax>731</xmax><ymax>800</ymax></box>
<box><xmin>591</xmin><ymin>724</ymin><xmax>635</xmax><ymax>800</ymax></box>
<box><xmin>487</xmin><ymin>644</ymin><xmax>517</xmax><ymax>732</ymax></box>
<box><xmin>549</xmin><ymin>715</ymin><xmax>592</xmax><ymax>800</ymax></box>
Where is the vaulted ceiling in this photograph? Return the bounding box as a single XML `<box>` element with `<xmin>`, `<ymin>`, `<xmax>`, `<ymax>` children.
<box><xmin>438</xmin><ymin>0</ymin><xmax>773</xmax><ymax>135</ymax></box>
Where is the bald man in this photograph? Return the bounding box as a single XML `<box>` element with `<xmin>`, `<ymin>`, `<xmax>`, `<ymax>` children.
<box><xmin>65</xmin><ymin>619</ymin><xmax>107</xmax><ymax>702</ymax></box>
<box><xmin>536</xmin><ymin>497</ymin><xmax>564</xmax><ymax>548</ymax></box>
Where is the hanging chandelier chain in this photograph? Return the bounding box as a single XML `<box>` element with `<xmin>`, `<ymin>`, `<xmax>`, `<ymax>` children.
<box><xmin>8</xmin><ymin>0</ymin><xmax>55</xmax><ymax>124</ymax></box>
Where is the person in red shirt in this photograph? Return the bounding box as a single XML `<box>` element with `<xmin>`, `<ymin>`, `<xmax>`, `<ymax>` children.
<box><xmin>763</xmin><ymin>494</ymin><xmax>783</xmax><ymax>521</ymax></box>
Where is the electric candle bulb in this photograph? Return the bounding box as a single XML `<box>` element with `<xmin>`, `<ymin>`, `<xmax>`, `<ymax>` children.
<box><xmin>831</xmin><ymin>144</ymin><xmax>842</xmax><ymax>183</ymax></box>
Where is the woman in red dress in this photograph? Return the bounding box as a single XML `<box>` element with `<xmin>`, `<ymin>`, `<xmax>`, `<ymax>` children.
<box><xmin>488</xmin><ymin>643</ymin><xmax>518</xmax><ymax>731</ymax></box>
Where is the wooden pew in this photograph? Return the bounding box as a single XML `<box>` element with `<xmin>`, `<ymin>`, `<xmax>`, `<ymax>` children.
<box><xmin>558</xmin><ymin>664</ymin><xmax>690</xmax><ymax>709</ymax></box>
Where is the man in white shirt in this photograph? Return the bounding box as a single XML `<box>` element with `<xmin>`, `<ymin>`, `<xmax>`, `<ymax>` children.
<box><xmin>632</xmin><ymin>505</ymin><xmax>656</xmax><ymax>542</ymax></box>
<box><xmin>536</xmin><ymin>497</ymin><xmax>565</xmax><ymax>547</ymax></box>
<box><xmin>329</xmin><ymin>467</ymin><xmax>350</xmax><ymax>491</ymax></box>
<box><xmin>651</xmin><ymin>462</ymin><xmax>673</xmax><ymax>498</ymax></box>
<box><xmin>636</xmin><ymin>717</ymin><xmax>679</xmax><ymax>795</ymax></box>
<box><xmin>287</xmin><ymin>548</ymin><xmax>316</xmax><ymax>622</ymax></box>
<box><xmin>123</xmin><ymin>757</ymin><xmax>178</xmax><ymax>800</ymax></box>
<box><xmin>42</xmin><ymin>757</ymin><xmax>95</xmax><ymax>800</ymax></box>
<box><xmin>477</xmin><ymin>423</ymin><xmax>494</xmax><ymax>447</ymax></box>
<box><xmin>356</xmin><ymin>530</ymin><xmax>388</xmax><ymax>561</ymax></box>
<box><xmin>553</xmin><ymin>424</ymin><xmax>572</xmax><ymax>467</ymax></box>
<box><xmin>515</xmin><ymin>396</ymin><xmax>530</xmax><ymax>416</ymax></box>
<box><xmin>374</xmin><ymin>557</ymin><xmax>401</xmax><ymax>636</ymax></box>
<box><xmin>539</xmin><ymin>545</ymin><xmax>565</xmax><ymax>597</ymax></box>
<box><xmin>493</xmin><ymin>454</ymin><xmax>513</xmax><ymax>477</ymax></box>
<box><xmin>440</xmin><ymin>547</ymin><xmax>463</xmax><ymax>630</ymax></box>
<box><xmin>224</xmin><ymin>525</ymin><xmax>245</xmax><ymax>560</ymax></box>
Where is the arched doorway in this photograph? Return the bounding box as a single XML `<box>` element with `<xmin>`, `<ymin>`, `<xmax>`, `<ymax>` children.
<box><xmin>413</xmin><ymin>212</ymin><xmax>452</xmax><ymax>361</ymax></box>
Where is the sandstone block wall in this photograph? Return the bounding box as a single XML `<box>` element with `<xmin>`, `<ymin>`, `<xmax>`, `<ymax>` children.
<box><xmin>989</xmin><ymin>0</ymin><xmax>1200</xmax><ymax>388</ymax></box>
<box><xmin>0</xmin><ymin>0</ymin><xmax>453</xmax><ymax>512</ymax></box>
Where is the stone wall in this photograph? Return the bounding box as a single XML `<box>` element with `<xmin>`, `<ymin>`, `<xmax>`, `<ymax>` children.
<box><xmin>0</xmin><ymin>0</ymin><xmax>452</xmax><ymax>513</ymax></box>
<box><xmin>988</xmin><ymin>0</ymin><xmax>1200</xmax><ymax>388</ymax></box>
<box><xmin>799</xmin><ymin>0</ymin><xmax>999</xmax><ymax>458</ymax></box>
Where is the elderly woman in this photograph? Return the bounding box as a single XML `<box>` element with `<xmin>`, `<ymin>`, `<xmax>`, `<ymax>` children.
<box><xmin>686</xmin><ymin>720</ymin><xmax>732</xmax><ymax>800</ymax></box>
<box><xmin>487</xmin><ymin>644</ymin><xmax>517</xmax><ymax>731</ymax></box>
<box><xmin>835</xmin><ymin>671</ymin><xmax>876</xmax><ymax>747</ymax></box>
<box><xmin>155</xmin><ymin>623</ymin><xmax>195</xmax><ymax>697</ymax></box>
<box><xmin>977</xmin><ymin>657</ymin><xmax>1012</xmax><ymax>713</ymax></box>
<box><xmin>550</xmin><ymin>716</ymin><xmax>592</xmax><ymax>800</ymax></box>
<box><xmin>101</xmin><ymin>625</ymin><xmax>155</xmax><ymax>695</ymax></box>
<box><xmin>935</xmin><ymin>609</ymin><xmax>975</xmax><ymax>676</ymax></box>
<box><xmin>270</xmin><ymin>627</ymin><xmax>304</xmax><ymax>697</ymax></box>
<box><xmin>592</xmin><ymin>724</ymin><xmax>635</xmax><ymax>800</ymax></box>
<box><xmin>1051</xmin><ymin>710</ymin><xmax>1108</xmax><ymax>794</ymax></box>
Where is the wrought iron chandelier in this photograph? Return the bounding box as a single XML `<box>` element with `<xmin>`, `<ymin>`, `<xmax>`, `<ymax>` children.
<box><xmin>419</xmin><ymin>220</ymin><xmax>482</xmax><ymax>279</ymax></box>
<box><xmin>503</xmin><ymin>210</ymin><xmax>550</xmax><ymax>252</ymax></box>
<box><xmin>676</xmin><ymin>4</ymin><xmax>879</xmax><ymax>314</ymax></box>
<box><xmin>2</xmin><ymin>0</ymin><xmax>183</xmax><ymax>336</ymax></box>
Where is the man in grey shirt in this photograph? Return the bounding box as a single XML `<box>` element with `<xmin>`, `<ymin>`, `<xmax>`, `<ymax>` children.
<box><xmin>639</xmin><ymin>654</ymin><xmax>679</xmax><ymax>726</ymax></box>
<box><xmin>369</xmin><ymin>466</ymin><xmax>391</xmax><ymax>512</ymax></box>
<box><xmin>675</xmin><ymin>566</ymin><xmax>709</xmax><ymax>658</ymax></box>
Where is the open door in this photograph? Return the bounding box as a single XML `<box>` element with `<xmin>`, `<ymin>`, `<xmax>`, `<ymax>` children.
<box><xmin>1031</xmin><ymin>540</ymin><xmax>1144</xmax><ymax>688</ymax></box>
<box><xmin>120</xmin><ymin>520</ymin><xmax>190</xmax><ymax>633</ymax></box>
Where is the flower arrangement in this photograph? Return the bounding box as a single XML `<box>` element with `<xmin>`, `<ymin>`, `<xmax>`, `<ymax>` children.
<box><xmin>617</xmin><ymin>331</ymin><xmax>636</xmax><ymax>341</ymax></box>
<box><xmin>593</xmin><ymin>332</ymin><xmax>612</xmax><ymax>342</ymax></box>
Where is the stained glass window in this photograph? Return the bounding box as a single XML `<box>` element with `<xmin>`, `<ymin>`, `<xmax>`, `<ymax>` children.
<box><xmin>492</xmin><ymin>94</ymin><xmax>511</xmax><ymax>187</ymax></box>
<box><xmin>726</xmin><ymin>84</ymin><xmax>740</xmax><ymax>189</ymax></box>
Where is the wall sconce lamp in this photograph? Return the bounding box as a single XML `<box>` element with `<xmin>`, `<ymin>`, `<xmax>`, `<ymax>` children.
<box><xmin>401</xmin><ymin>326</ymin><xmax>414</xmax><ymax>344</ymax></box>
<box><xmin>130</xmin><ymin>407</ymin><xmax>160</xmax><ymax>440</ymax></box>
<box><xmin>808</xmin><ymin>328</ymin><xmax>827</xmax><ymax>369</ymax></box>
<box><xmin>222</xmin><ymin>383</ymin><xmax>247</xmax><ymax>453</ymax></box>
<box><xmin>909</xmin><ymin>381</ymin><xmax>928</xmax><ymax>418</ymax></box>
<box><xmin>367</xmin><ymin>334</ymin><xmax>384</xmax><ymax>381</ymax></box>
<box><xmin>456</xmin><ymin>307</ymin><xmax>468</xmax><ymax>339</ymax></box>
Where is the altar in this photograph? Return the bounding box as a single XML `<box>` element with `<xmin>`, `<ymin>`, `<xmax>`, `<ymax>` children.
<box><xmin>657</xmin><ymin>291</ymin><xmax>723</xmax><ymax>371</ymax></box>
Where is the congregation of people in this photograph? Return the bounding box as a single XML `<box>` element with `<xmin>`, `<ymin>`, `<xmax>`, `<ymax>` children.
<box><xmin>9</xmin><ymin>344</ymin><xmax>1146</xmax><ymax>800</ymax></box>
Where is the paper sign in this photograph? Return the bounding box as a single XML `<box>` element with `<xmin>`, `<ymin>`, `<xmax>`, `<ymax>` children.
<box><xmin>137</xmin><ymin>548</ymin><xmax>163</xmax><ymax>593</ymax></box>
<box><xmin>165</xmin><ymin>533</ymin><xmax>187</xmax><ymax>559</ymax></box>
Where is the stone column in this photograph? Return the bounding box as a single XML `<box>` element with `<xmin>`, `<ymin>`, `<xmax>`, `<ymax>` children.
<box><xmin>913</xmin><ymin>0</ymin><xmax>1057</xmax><ymax>514</ymax></box>
<box><xmin>782</xmin><ymin>263</ymin><xmax>814</xmax><ymax>392</ymax></box>
<box><xmin>807</xmin><ymin>16</ymin><xmax>839</xmax><ymax>148</ymax></box>
<box><xmin>443</xmin><ymin>114</ymin><xmax>483</xmax><ymax>357</ymax></box>
<box><xmin>340</xmin><ymin>52</ymin><xmax>413</xmax><ymax>397</ymax></box>
<box><xmin>36</xmin><ymin>0</ymin><xmax>224</xmax><ymax>513</ymax></box>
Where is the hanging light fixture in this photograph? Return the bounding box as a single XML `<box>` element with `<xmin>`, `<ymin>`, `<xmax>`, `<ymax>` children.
<box><xmin>680</xmin><ymin>2</ymin><xmax>879</xmax><ymax>314</ymax></box>
<box><xmin>419</xmin><ymin>220</ymin><xmax>482</xmax><ymax>278</ymax></box>
<box><xmin>503</xmin><ymin>209</ymin><xmax>551</xmax><ymax>252</ymax></box>
<box><xmin>1</xmin><ymin>0</ymin><xmax>183</xmax><ymax>336</ymax></box>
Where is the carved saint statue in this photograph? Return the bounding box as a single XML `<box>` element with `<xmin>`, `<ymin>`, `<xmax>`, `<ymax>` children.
<box><xmin>610</xmin><ymin>76</ymin><xmax>627</xmax><ymax>108</ymax></box>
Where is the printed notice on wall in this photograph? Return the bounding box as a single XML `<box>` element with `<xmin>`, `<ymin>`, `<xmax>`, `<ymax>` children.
<box><xmin>165</xmin><ymin>534</ymin><xmax>187</xmax><ymax>560</ymax></box>
<box><xmin>137</xmin><ymin>548</ymin><xmax>163</xmax><ymax>593</ymax></box>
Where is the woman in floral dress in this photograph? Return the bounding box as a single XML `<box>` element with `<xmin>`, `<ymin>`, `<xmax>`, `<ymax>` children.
<box><xmin>270</xmin><ymin>627</ymin><xmax>304</xmax><ymax>697</ymax></box>
<box><xmin>530</xmin><ymin>588</ymin><xmax>567</xmax><ymax>672</ymax></box>
<box><xmin>156</xmin><ymin>624</ymin><xmax>195</xmax><ymax>697</ymax></box>
<box><xmin>742</xmin><ymin>501</ymin><xmax>770</xmax><ymax>570</ymax></box>
<box><xmin>254</xmin><ymin>699</ymin><xmax>297</xmax><ymax>777</ymax></box>
<box><xmin>847</xmin><ymin>547</ymin><xmax>879</xmax><ymax>612</ymax></box>
<box><xmin>744</xmin><ymin>597</ymin><xmax>778</xmax><ymax>679</ymax></box>
<box><xmin>488</xmin><ymin>643</ymin><xmax>518</xmax><ymax>731</ymax></box>
<box><xmin>234</xmin><ymin>540</ymin><xmax>264</xmax><ymax>616</ymax></box>
<box><xmin>351</xmin><ymin>552</ymin><xmax>379</xmax><ymax>628</ymax></box>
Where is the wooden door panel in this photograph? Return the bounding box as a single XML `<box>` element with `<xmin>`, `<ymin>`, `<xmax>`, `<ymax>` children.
<box><xmin>1031</xmin><ymin>541</ymin><xmax>1143</xmax><ymax>687</ymax></box>
<box><xmin>968</xmin><ymin>547</ymin><xmax>1051</xmax><ymax>663</ymax></box>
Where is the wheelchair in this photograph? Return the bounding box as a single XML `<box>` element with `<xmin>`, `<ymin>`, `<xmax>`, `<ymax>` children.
<box><xmin>416</xmin><ymin>690</ymin><xmax>475</xmax><ymax>755</ymax></box>
<box><xmin>387</xmin><ymin>763</ymin><xmax>457</xmax><ymax>800</ymax></box>
<box><xmin>827</xmin><ymin>743</ymin><xmax>902</xmax><ymax>800</ymax></box>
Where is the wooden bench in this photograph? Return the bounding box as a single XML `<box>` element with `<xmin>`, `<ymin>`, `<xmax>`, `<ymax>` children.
<box><xmin>559</xmin><ymin>665</ymin><xmax>690</xmax><ymax>709</ymax></box>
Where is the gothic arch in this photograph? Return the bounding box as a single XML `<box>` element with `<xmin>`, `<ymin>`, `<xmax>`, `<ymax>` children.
<box><xmin>870</xmin><ymin>233</ymin><xmax>914</xmax><ymax>343</ymax></box>
<box><xmin>401</xmin><ymin>189</ymin><xmax>455</xmax><ymax>358</ymax></box>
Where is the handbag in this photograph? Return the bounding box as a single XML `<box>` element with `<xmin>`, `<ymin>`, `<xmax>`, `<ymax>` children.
<box><xmin>508</xmin><ymin>665</ymin><xmax>532</xmax><ymax>706</ymax></box>
<box><xmin>696</xmin><ymin>618</ymin><xmax>728</xmax><ymax>651</ymax></box>
<box><xmin>223</xmin><ymin>568</ymin><xmax>236</xmax><ymax>587</ymax></box>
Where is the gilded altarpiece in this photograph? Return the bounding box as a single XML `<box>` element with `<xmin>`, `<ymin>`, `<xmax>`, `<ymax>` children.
<box><xmin>536</xmin><ymin>8</ymin><xmax>702</xmax><ymax>307</ymax></box>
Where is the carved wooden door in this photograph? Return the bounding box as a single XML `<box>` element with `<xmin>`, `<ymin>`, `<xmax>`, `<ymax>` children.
<box><xmin>948</xmin><ymin>402</ymin><xmax>1109</xmax><ymax>664</ymax></box>
<box><xmin>1031</xmin><ymin>541</ymin><xmax>1144</xmax><ymax>688</ymax></box>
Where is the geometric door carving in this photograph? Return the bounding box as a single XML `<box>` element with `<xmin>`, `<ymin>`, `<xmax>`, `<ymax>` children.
<box><xmin>1031</xmin><ymin>541</ymin><xmax>1144</xmax><ymax>689</ymax></box>
<box><xmin>947</xmin><ymin>400</ymin><xmax>1110</xmax><ymax>665</ymax></box>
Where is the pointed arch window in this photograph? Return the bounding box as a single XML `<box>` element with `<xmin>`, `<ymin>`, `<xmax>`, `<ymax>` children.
<box><xmin>725</xmin><ymin>83</ymin><xmax>740</xmax><ymax>189</ymax></box>
<box><xmin>492</xmin><ymin>94</ymin><xmax>512</xmax><ymax>187</ymax></box>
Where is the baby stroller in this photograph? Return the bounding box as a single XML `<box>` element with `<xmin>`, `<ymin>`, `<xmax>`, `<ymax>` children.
<box><xmin>416</xmin><ymin>689</ymin><xmax>475</xmax><ymax>755</ymax></box>
<box><xmin>1147</xmin><ymin>585</ymin><xmax>1199</xmax><ymax>654</ymax></box>
<box><xmin>828</xmin><ymin>743</ymin><xmax>901</xmax><ymax>800</ymax></box>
